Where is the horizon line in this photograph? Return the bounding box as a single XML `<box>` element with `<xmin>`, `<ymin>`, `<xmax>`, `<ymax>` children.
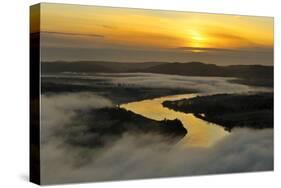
<box><xmin>41</xmin><ymin>60</ymin><xmax>273</xmax><ymax>67</ymax></box>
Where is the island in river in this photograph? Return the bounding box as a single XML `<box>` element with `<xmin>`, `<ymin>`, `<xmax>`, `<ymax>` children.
<box><xmin>163</xmin><ymin>93</ymin><xmax>273</xmax><ymax>131</ymax></box>
<box><xmin>66</xmin><ymin>107</ymin><xmax>187</xmax><ymax>148</ymax></box>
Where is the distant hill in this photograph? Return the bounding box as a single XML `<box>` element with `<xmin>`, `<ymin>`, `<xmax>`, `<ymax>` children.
<box><xmin>163</xmin><ymin>93</ymin><xmax>273</xmax><ymax>130</ymax></box>
<box><xmin>140</xmin><ymin>62</ymin><xmax>225</xmax><ymax>76</ymax></box>
<box><xmin>140</xmin><ymin>62</ymin><xmax>273</xmax><ymax>80</ymax></box>
<box><xmin>92</xmin><ymin>61</ymin><xmax>165</xmax><ymax>72</ymax></box>
<box><xmin>41</xmin><ymin>61</ymin><xmax>115</xmax><ymax>73</ymax></box>
<box><xmin>41</xmin><ymin>61</ymin><xmax>165</xmax><ymax>73</ymax></box>
<box><xmin>41</xmin><ymin>61</ymin><xmax>273</xmax><ymax>87</ymax></box>
<box><xmin>224</xmin><ymin>64</ymin><xmax>273</xmax><ymax>79</ymax></box>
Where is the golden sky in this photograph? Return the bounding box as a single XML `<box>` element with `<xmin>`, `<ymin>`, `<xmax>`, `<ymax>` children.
<box><xmin>35</xmin><ymin>3</ymin><xmax>274</xmax><ymax>64</ymax></box>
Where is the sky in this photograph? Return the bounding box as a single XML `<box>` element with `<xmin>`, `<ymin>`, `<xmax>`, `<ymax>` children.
<box><xmin>36</xmin><ymin>3</ymin><xmax>274</xmax><ymax>65</ymax></box>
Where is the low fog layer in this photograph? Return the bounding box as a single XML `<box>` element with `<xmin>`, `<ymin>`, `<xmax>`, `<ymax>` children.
<box><xmin>41</xmin><ymin>93</ymin><xmax>113</xmax><ymax>143</ymax></box>
<box><xmin>43</xmin><ymin>73</ymin><xmax>272</xmax><ymax>94</ymax></box>
<box><xmin>40</xmin><ymin>91</ymin><xmax>273</xmax><ymax>184</ymax></box>
<box><xmin>41</xmin><ymin>127</ymin><xmax>273</xmax><ymax>184</ymax></box>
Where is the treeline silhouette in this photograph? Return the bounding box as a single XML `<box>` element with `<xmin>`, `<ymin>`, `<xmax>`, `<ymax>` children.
<box><xmin>64</xmin><ymin>107</ymin><xmax>187</xmax><ymax>148</ymax></box>
<box><xmin>163</xmin><ymin>93</ymin><xmax>273</xmax><ymax>131</ymax></box>
<box><xmin>42</xmin><ymin>61</ymin><xmax>273</xmax><ymax>87</ymax></box>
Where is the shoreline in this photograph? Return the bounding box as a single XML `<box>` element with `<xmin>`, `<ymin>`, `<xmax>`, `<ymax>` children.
<box><xmin>162</xmin><ymin>92</ymin><xmax>273</xmax><ymax>131</ymax></box>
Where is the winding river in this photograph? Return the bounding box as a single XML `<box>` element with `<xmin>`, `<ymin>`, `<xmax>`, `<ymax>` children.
<box><xmin>120</xmin><ymin>93</ymin><xmax>229</xmax><ymax>148</ymax></box>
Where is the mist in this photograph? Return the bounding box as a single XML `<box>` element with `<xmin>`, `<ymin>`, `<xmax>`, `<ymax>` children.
<box><xmin>41</xmin><ymin>92</ymin><xmax>113</xmax><ymax>143</ymax></box>
<box><xmin>44</xmin><ymin>73</ymin><xmax>272</xmax><ymax>94</ymax></box>
<box><xmin>40</xmin><ymin>91</ymin><xmax>273</xmax><ymax>184</ymax></box>
<box><xmin>41</xmin><ymin>128</ymin><xmax>273</xmax><ymax>184</ymax></box>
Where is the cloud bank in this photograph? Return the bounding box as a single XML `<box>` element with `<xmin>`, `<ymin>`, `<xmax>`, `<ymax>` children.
<box><xmin>41</xmin><ymin>92</ymin><xmax>113</xmax><ymax>143</ymax></box>
<box><xmin>41</xmin><ymin>128</ymin><xmax>273</xmax><ymax>184</ymax></box>
<box><xmin>39</xmin><ymin>76</ymin><xmax>273</xmax><ymax>184</ymax></box>
<box><xmin>45</xmin><ymin>73</ymin><xmax>271</xmax><ymax>94</ymax></box>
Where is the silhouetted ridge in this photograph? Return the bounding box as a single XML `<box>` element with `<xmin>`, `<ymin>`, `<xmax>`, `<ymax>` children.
<box><xmin>42</xmin><ymin>61</ymin><xmax>165</xmax><ymax>73</ymax></box>
<box><xmin>163</xmin><ymin>93</ymin><xmax>273</xmax><ymax>131</ymax></box>
<box><xmin>141</xmin><ymin>62</ymin><xmax>225</xmax><ymax>76</ymax></box>
<box><xmin>41</xmin><ymin>61</ymin><xmax>114</xmax><ymax>73</ymax></box>
<box><xmin>42</xmin><ymin>61</ymin><xmax>273</xmax><ymax>85</ymax></box>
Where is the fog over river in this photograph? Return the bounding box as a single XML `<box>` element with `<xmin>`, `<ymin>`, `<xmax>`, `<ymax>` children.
<box><xmin>41</xmin><ymin>73</ymin><xmax>273</xmax><ymax>184</ymax></box>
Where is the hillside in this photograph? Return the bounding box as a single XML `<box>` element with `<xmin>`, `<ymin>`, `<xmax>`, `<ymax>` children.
<box><xmin>41</xmin><ymin>61</ymin><xmax>114</xmax><ymax>73</ymax></box>
<box><xmin>163</xmin><ymin>93</ymin><xmax>273</xmax><ymax>131</ymax></box>
<box><xmin>41</xmin><ymin>61</ymin><xmax>165</xmax><ymax>73</ymax></box>
<box><xmin>66</xmin><ymin>107</ymin><xmax>187</xmax><ymax>148</ymax></box>
<box><xmin>141</xmin><ymin>62</ymin><xmax>273</xmax><ymax>80</ymax></box>
<box><xmin>41</xmin><ymin>61</ymin><xmax>273</xmax><ymax>87</ymax></box>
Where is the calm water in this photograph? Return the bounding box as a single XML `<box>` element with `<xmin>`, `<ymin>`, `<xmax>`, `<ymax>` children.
<box><xmin>121</xmin><ymin>93</ymin><xmax>229</xmax><ymax>148</ymax></box>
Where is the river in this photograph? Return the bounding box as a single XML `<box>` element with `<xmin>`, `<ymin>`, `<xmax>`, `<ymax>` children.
<box><xmin>120</xmin><ymin>93</ymin><xmax>229</xmax><ymax>148</ymax></box>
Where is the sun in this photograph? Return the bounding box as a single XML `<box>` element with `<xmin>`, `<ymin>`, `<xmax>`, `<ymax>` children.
<box><xmin>186</xmin><ymin>29</ymin><xmax>207</xmax><ymax>50</ymax></box>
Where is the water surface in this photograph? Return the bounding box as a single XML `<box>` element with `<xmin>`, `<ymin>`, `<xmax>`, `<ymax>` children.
<box><xmin>121</xmin><ymin>93</ymin><xmax>229</xmax><ymax>148</ymax></box>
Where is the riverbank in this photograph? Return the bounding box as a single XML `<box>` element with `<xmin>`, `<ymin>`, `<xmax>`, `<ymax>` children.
<box><xmin>163</xmin><ymin>93</ymin><xmax>273</xmax><ymax>131</ymax></box>
<box><xmin>121</xmin><ymin>93</ymin><xmax>228</xmax><ymax>147</ymax></box>
<box><xmin>41</xmin><ymin>75</ymin><xmax>197</xmax><ymax>104</ymax></box>
<box><xmin>65</xmin><ymin>107</ymin><xmax>187</xmax><ymax>148</ymax></box>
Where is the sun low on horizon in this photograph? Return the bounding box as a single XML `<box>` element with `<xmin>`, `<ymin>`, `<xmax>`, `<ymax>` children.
<box><xmin>33</xmin><ymin>3</ymin><xmax>274</xmax><ymax>65</ymax></box>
